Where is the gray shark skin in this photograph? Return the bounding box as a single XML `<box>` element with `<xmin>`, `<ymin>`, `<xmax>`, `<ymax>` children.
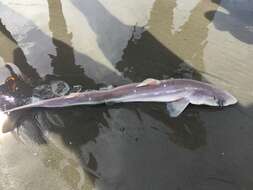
<box><xmin>3</xmin><ymin>78</ymin><xmax>237</xmax><ymax>117</ymax></box>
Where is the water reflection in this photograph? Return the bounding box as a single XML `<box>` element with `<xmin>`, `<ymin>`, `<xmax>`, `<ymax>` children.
<box><xmin>205</xmin><ymin>0</ymin><xmax>253</xmax><ymax>44</ymax></box>
<box><xmin>0</xmin><ymin>19</ymin><xmax>42</xmax><ymax>86</ymax></box>
<box><xmin>71</xmin><ymin>0</ymin><xmax>141</xmax><ymax>64</ymax></box>
<box><xmin>0</xmin><ymin>1</ymin><xmax>122</xmax><ymax>86</ymax></box>
<box><xmin>171</xmin><ymin>0</ymin><xmax>200</xmax><ymax>33</ymax></box>
<box><xmin>1</xmin><ymin>0</ymin><xmax>252</xmax><ymax>189</ymax></box>
<box><xmin>0</xmin><ymin>1</ymin><xmax>114</xmax><ymax>188</ymax></box>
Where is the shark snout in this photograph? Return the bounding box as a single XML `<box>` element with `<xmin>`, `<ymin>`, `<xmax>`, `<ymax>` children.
<box><xmin>214</xmin><ymin>90</ymin><xmax>237</xmax><ymax>107</ymax></box>
<box><xmin>223</xmin><ymin>92</ymin><xmax>237</xmax><ymax>106</ymax></box>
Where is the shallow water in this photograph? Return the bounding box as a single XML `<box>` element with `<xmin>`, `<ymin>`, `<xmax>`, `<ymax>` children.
<box><xmin>0</xmin><ymin>0</ymin><xmax>253</xmax><ymax>189</ymax></box>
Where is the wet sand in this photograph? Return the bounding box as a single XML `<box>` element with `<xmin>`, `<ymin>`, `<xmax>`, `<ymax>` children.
<box><xmin>0</xmin><ymin>0</ymin><xmax>253</xmax><ymax>189</ymax></box>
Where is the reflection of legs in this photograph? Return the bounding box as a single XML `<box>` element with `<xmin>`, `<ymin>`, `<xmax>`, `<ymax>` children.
<box><xmin>47</xmin><ymin>0</ymin><xmax>96</xmax><ymax>88</ymax></box>
<box><xmin>0</xmin><ymin>19</ymin><xmax>42</xmax><ymax>86</ymax></box>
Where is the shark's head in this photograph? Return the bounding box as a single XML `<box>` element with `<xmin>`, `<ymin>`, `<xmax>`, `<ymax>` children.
<box><xmin>211</xmin><ymin>90</ymin><xmax>237</xmax><ymax>107</ymax></box>
<box><xmin>190</xmin><ymin>86</ymin><xmax>237</xmax><ymax>107</ymax></box>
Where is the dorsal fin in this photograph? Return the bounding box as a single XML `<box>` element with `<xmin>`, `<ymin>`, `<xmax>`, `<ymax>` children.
<box><xmin>137</xmin><ymin>78</ymin><xmax>161</xmax><ymax>87</ymax></box>
<box><xmin>65</xmin><ymin>92</ymin><xmax>81</xmax><ymax>99</ymax></box>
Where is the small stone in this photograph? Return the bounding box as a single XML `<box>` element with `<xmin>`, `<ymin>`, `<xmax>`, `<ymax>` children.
<box><xmin>33</xmin><ymin>152</ymin><xmax>38</xmax><ymax>156</ymax></box>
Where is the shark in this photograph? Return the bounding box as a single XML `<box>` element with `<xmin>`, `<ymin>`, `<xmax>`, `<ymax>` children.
<box><xmin>3</xmin><ymin>78</ymin><xmax>237</xmax><ymax>116</ymax></box>
<box><xmin>1</xmin><ymin>78</ymin><xmax>237</xmax><ymax>133</ymax></box>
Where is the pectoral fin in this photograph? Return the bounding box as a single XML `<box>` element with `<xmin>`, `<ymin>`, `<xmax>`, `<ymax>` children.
<box><xmin>166</xmin><ymin>98</ymin><xmax>190</xmax><ymax>117</ymax></box>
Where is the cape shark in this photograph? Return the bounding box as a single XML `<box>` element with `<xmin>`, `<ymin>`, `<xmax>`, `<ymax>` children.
<box><xmin>3</xmin><ymin>78</ymin><xmax>237</xmax><ymax>117</ymax></box>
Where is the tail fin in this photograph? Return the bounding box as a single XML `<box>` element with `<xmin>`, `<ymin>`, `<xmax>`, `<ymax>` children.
<box><xmin>2</xmin><ymin>112</ymin><xmax>22</xmax><ymax>133</ymax></box>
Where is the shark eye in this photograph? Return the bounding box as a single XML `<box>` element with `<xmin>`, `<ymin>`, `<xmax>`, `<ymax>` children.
<box><xmin>217</xmin><ymin>99</ymin><xmax>224</xmax><ymax>107</ymax></box>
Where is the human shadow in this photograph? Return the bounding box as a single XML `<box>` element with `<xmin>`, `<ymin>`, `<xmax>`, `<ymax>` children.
<box><xmin>205</xmin><ymin>0</ymin><xmax>253</xmax><ymax>44</ymax></box>
<box><xmin>47</xmin><ymin>0</ymin><xmax>97</xmax><ymax>88</ymax></box>
<box><xmin>0</xmin><ymin>4</ymin><xmax>211</xmax><ymax>187</ymax></box>
<box><xmin>116</xmin><ymin>29</ymin><xmax>207</xmax><ymax>149</ymax></box>
<box><xmin>70</xmin><ymin>0</ymin><xmax>208</xmax><ymax>150</ymax></box>
<box><xmin>113</xmin><ymin>0</ymin><xmax>219</xmax><ymax>149</ymax></box>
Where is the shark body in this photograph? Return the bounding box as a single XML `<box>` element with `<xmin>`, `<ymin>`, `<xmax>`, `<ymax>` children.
<box><xmin>4</xmin><ymin>78</ymin><xmax>237</xmax><ymax>117</ymax></box>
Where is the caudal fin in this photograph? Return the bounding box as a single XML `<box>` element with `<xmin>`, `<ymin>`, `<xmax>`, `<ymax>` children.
<box><xmin>1</xmin><ymin>112</ymin><xmax>22</xmax><ymax>133</ymax></box>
